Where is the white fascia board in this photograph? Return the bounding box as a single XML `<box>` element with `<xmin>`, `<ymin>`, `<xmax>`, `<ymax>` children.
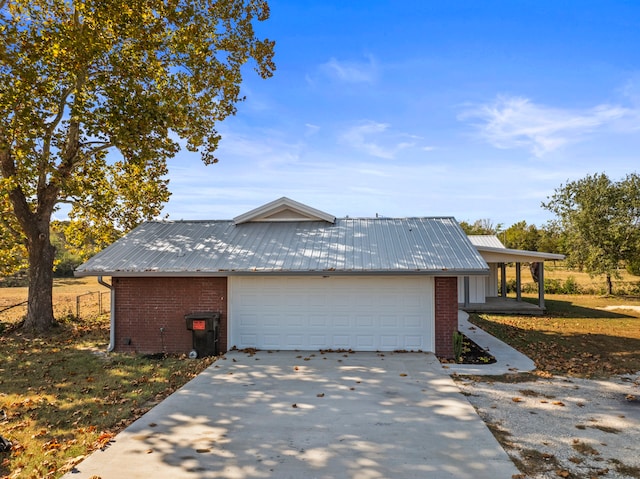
<box><xmin>477</xmin><ymin>246</ymin><xmax>565</xmax><ymax>263</ymax></box>
<box><xmin>233</xmin><ymin>197</ymin><xmax>336</xmax><ymax>224</ymax></box>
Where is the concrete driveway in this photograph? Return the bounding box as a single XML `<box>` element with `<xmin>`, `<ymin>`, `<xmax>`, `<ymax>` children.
<box><xmin>63</xmin><ymin>350</ymin><xmax>519</xmax><ymax>479</ymax></box>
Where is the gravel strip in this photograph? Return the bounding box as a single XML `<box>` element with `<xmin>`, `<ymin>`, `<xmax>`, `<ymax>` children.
<box><xmin>455</xmin><ymin>373</ymin><xmax>640</xmax><ymax>479</ymax></box>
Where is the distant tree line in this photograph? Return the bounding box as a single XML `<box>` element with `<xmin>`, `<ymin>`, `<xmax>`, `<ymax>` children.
<box><xmin>458</xmin><ymin>219</ymin><xmax>562</xmax><ymax>253</ymax></box>
<box><xmin>0</xmin><ymin>221</ymin><xmax>112</xmax><ymax>286</ymax></box>
<box><xmin>461</xmin><ymin>172</ymin><xmax>640</xmax><ymax>295</ymax></box>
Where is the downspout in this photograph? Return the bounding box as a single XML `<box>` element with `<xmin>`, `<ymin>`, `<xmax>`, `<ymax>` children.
<box><xmin>98</xmin><ymin>276</ymin><xmax>115</xmax><ymax>352</ymax></box>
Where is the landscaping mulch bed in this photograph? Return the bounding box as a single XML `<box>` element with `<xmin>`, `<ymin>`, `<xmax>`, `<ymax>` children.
<box><xmin>440</xmin><ymin>332</ymin><xmax>497</xmax><ymax>365</ymax></box>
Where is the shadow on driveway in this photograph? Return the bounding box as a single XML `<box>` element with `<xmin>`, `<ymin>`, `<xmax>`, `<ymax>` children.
<box><xmin>63</xmin><ymin>351</ymin><xmax>519</xmax><ymax>479</ymax></box>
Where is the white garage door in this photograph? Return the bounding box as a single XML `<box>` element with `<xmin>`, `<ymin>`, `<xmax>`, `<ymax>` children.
<box><xmin>229</xmin><ymin>276</ymin><xmax>434</xmax><ymax>352</ymax></box>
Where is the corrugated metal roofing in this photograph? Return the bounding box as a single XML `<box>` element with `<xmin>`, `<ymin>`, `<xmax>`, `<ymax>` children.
<box><xmin>75</xmin><ymin>217</ymin><xmax>489</xmax><ymax>276</ymax></box>
<box><xmin>468</xmin><ymin>235</ymin><xmax>565</xmax><ymax>261</ymax></box>
<box><xmin>468</xmin><ymin>235</ymin><xmax>506</xmax><ymax>248</ymax></box>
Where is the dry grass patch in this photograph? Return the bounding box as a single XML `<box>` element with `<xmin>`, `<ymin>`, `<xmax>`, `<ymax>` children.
<box><xmin>505</xmin><ymin>263</ymin><xmax>640</xmax><ymax>295</ymax></box>
<box><xmin>0</xmin><ymin>277</ymin><xmax>109</xmax><ymax>324</ymax></box>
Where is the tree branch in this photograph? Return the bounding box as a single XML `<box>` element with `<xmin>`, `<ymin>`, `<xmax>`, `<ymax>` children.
<box><xmin>85</xmin><ymin>142</ymin><xmax>114</xmax><ymax>159</ymax></box>
<box><xmin>42</xmin><ymin>86</ymin><xmax>74</xmax><ymax>161</ymax></box>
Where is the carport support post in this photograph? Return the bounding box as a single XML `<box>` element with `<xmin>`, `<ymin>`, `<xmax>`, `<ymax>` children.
<box><xmin>515</xmin><ymin>262</ymin><xmax>522</xmax><ymax>302</ymax></box>
<box><xmin>500</xmin><ymin>262</ymin><xmax>507</xmax><ymax>297</ymax></box>
<box><xmin>463</xmin><ymin>276</ymin><xmax>470</xmax><ymax>307</ymax></box>
<box><xmin>537</xmin><ymin>261</ymin><xmax>545</xmax><ymax>310</ymax></box>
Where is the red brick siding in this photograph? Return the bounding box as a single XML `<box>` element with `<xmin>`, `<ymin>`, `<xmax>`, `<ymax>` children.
<box><xmin>434</xmin><ymin>276</ymin><xmax>458</xmax><ymax>359</ymax></box>
<box><xmin>113</xmin><ymin>277</ymin><xmax>227</xmax><ymax>355</ymax></box>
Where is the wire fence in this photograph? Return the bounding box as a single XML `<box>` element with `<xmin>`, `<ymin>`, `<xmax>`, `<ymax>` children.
<box><xmin>0</xmin><ymin>291</ymin><xmax>110</xmax><ymax>323</ymax></box>
<box><xmin>0</xmin><ymin>300</ymin><xmax>28</xmax><ymax>315</ymax></box>
<box><xmin>75</xmin><ymin>291</ymin><xmax>110</xmax><ymax>318</ymax></box>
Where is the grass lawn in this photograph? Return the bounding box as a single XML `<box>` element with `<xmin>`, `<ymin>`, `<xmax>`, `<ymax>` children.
<box><xmin>0</xmin><ymin>279</ymin><xmax>215</xmax><ymax>479</ymax></box>
<box><xmin>470</xmin><ymin>293</ymin><xmax>640</xmax><ymax>377</ymax></box>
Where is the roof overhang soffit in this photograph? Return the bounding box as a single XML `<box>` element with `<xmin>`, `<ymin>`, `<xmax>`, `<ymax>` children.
<box><xmin>477</xmin><ymin>247</ymin><xmax>565</xmax><ymax>263</ymax></box>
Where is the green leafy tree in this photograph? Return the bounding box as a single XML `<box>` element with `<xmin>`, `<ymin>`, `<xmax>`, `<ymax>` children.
<box><xmin>543</xmin><ymin>173</ymin><xmax>640</xmax><ymax>295</ymax></box>
<box><xmin>51</xmin><ymin>220</ymin><xmax>85</xmax><ymax>276</ymax></box>
<box><xmin>537</xmin><ymin>221</ymin><xmax>563</xmax><ymax>254</ymax></box>
<box><xmin>503</xmin><ymin>220</ymin><xmax>540</xmax><ymax>251</ymax></box>
<box><xmin>0</xmin><ymin>0</ymin><xmax>275</xmax><ymax>331</ymax></box>
<box><xmin>458</xmin><ymin>218</ymin><xmax>503</xmax><ymax>236</ymax></box>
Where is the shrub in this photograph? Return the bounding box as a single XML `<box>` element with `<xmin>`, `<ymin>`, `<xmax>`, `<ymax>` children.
<box><xmin>453</xmin><ymin>331</ymin><xmax>464</xmax><ymax>363</ymax></box>
<box><xmin>562</xmin><ymin>276</ymin><xmax>581</xmax><ymax>294</ymax></box>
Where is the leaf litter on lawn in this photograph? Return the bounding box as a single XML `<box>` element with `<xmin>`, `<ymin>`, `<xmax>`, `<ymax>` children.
<box><xmin>0</xmin><ymin>316</ymin><xmax>216</xmax><ymax>479</ymax></box>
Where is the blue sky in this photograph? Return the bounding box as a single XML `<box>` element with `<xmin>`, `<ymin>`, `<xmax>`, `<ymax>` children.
<box><xmin>164</xmin><ymin>0</ymin><xmax>640</xmax><ymax>228</ymax></box>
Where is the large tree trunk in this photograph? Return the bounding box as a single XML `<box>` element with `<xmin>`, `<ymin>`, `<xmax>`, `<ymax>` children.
<box><xmin>23</xmin><ymin>221</ymin><xmax>56</xmax><ymax>332</ymax></box>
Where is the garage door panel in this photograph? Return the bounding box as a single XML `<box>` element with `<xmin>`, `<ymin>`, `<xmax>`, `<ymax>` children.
<box><xmin>380</xmin><ymin>335</ymin><xmax>400</xmax><ymax>348</ymax></box>
<box><xmin>380</xmin><ymin>316</ymin><xmax>399</xmax><ymax>328</ymax></box>
<box><xmin>230</xmin><ymin>276</ymin><xmax>434</xmax><ymax>352</ymax></box>
<box><xmin>309</xmin><ymin>334</ymin><xmax>328</xmax><ymax>348</ymax></box>
<box><xmin>262</xmin><ymin>314</ymin><xmax>280</xmax><ymax>327</ymax></box>
<box><xmin>262</xmin><ymin>334</ymin><xmax>281</xmax><ymax>348</ymax></box>
<box><xmin>239</xmin><ymin>333</ymin><xmax>258</xmax><ymax>344</ymax></box>
<box><xmin>402</xmin><ymin>315</ymin><xmax>422</xmax><ymax>328</ymax></box>
<box><xmin>405</xmin><ymin>336</ymin><xmax>424</xmax><ymax>349</ymax></box>
<box><xmin>285</xmin><ymin>334</ymin><xmax>304</xmax><ymax>348</ymax></box>
<box><xmin>333</xmin><ymin>314</ymin><xmax>350</xmax><ymax>328</ymax></box>
<box><xmin>356</xmin><ymin>315</ymin><xmax>373</xmax><ymax>327</ymax></box>
<box><xmin>309</xmin><ymin>314</ymin><xmax>329</xmax><ymax>327</ymax></box>
<box><xmin>331</xmin><ymin>335</ymin><xmax>351</xmax><ymax>348</ymax></box>
<box><xmin>356</xmin><ymin>335</ymin><xmax>375</xmax><ymax>349</ymax></box>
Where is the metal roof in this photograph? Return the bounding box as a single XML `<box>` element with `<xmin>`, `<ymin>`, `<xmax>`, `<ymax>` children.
<box><xmin>467</xmin><ymin>235</ymin><xmax>565</xmax><ymax>262</ymax></box>
<box><xmin>233</xmin><ymin>196</ymin><xmax>336</xmax><ymax>224</ymax></box>
<box><xmin>76</xmin><ymin>217</ymin><xmax>489</xmax><ymax>277</ymax></box>
<box><xmin>468</xmin><ymin>235</ymin><xmax>506</xmax><ymax>248</ymax></box>
<box><xmin>475</xmin><ymin>246</ymin><xmax>565</xmax><ymax>263</ymax></box>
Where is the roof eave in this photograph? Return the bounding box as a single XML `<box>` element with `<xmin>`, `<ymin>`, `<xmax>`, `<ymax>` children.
<box><xmin>75</xmin><ymin>268</ymin><xmax>489</xmax><ymax>278</ymax></box>
<box><xmin>476</xmin><ymin>246</ymin><xmax>565</xmax><ymax>261</ymax></box>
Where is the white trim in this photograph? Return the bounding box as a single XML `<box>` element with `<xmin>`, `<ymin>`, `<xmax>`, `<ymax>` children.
<box><xmin>233</xmin><ymin>197</ymin><xmax>336</xmax><ymax>224</ymax></box>
<box><xmin>476</xmin><ymin>246</ymin><xmax>565</xmax><ymax>263</ymax></box>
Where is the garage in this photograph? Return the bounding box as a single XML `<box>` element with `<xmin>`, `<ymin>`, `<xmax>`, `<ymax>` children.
<box><xmin>76</xmin><ymin>197</ymin><xmax>488</xmax><ymax>358</ymax></box>
<box><xmin>229</xmin><ymin>275</ymin><xmax>434</xmax><ymax>351</ymax></box>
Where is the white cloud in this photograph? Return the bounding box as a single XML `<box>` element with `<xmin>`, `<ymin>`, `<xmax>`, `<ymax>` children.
<box><xmin>459</xmin><ymin>95</ymin><xmax>632</xmax><ymax>157</ymax></box>
<box><xmin>304</xmin><ymin>123</ymin><xmax>321</xmax><ymax>136</ymax></box>
<box><xmin>339</xmin><ymin>120</ymin><xmax>418</xmax><ymax>159</ymax></box>
<box><xmin>317</xmin><ymin>55</ymin><xmax>378</xmax><ymax>84</ymax></box>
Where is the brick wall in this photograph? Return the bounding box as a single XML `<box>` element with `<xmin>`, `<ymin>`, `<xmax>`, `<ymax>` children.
<box><xmin>113</xmin><ymin>277</ymin><xmax>227</xmax><ymax>355</ymax></box>
<box><xmin>434</xmin><ymin>276</ymin><xmax>458</xmax><ymax>359</ymax></box>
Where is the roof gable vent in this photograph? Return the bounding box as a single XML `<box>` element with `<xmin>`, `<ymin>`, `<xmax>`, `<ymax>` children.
<box><xmin>233</xmin><ymin>197</ymin><xmax>336</xmax><ymax>225</ymax></box>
